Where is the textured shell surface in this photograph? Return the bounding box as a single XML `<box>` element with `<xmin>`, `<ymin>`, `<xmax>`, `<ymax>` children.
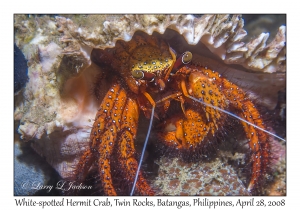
<box><xmin>14</xmin><ymin>14</ymin><xmax>286</xmax><ymax>195</ymax></box>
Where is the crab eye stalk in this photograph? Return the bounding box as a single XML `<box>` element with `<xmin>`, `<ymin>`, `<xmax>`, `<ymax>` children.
<box><xmin>172</xmin><ymin>51</ymin><xmax>193</xmax><ymax>73</ymax></box>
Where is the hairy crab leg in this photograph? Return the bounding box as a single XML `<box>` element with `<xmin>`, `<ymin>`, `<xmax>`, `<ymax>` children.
<box><xmin>70</xmin><ymin>150</ymin><xmax>95</xmax><ymax>195</ymax></box>
<box><xmin>72</xmin><ymin>80</ymin><xmax>156</xmax><ymax>196</ymax></box>
<box><xmin>92</xmin><ymin>82</ymin><xmax>154</xmax><ymax>195</ymax></box>
<box><xmin>178</xmin><ymin>70</ymin><xmax>285</xmax><ymax>142</ymax></box>
<box><xmin>69</xmin><ymin>83</ymin><xmax>121</xmax><ymax>195</ymax></box>
<box><xmin>181</xmin><ymin>67</ymin><xmax>273</xmax><ymax>192</ymax></box>
<box><xmin>116</xmin><ymin>96</ymin><xmax>155</xmax><ymax>196</ymax></box>
<box><xmin>212</xmin><ymin>73</ymin><xmax>270</xmax><ymax>192</ymax></box>
<box><xmin>91</xmin><ymin>82</ymin><xmax>124</xmax><ymax>195</ymax></box>
<box><xmin>157</xmin><ymin>65</ymin><xmax>283</xmax><ymax>193</ymax></box>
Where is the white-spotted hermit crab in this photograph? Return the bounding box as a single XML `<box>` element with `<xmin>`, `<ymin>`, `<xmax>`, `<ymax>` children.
<box><xmin>68</xmin><ymin>31</ymin><xmax>280</xmax><ymax>195</ymax></box>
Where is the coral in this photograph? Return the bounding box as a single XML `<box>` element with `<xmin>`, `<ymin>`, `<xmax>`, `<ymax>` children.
<box><xmin>13</xmin><ymin>14</ymin><xmax>286</xmax><ymax>195</ymax></box>
<box><xmin>56</xmin><ymin>14</ymin><xmax>285</xmax><ymax>73</ymax></box>
<box><xmin>153</xmin><ymin>156</ymin><xmax>250</xmax><ymax>196</ymax></box>
<box><xmin>14</xmin><ymin>14</ymin><xmax>101</xmax><ymax>180</ymax></box>
<box><xmin>153</xmin><ymin>135</ymin><xmax>286</xmax><ymax>196</ymax></box>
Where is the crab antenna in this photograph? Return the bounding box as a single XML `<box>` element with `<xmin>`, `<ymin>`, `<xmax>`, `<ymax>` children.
<box><xmin>187</xmin><ymin>95</ymin><xmax>286</xmax><ymax>142</ymax></box>
<box><xmin>130</xmin><ymin>105</ymin><xmax>155</xmax><ymax>196</ymax></box>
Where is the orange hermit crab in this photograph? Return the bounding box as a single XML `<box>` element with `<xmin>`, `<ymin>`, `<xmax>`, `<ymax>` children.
<box><xmin>70</xmin><ymin>32</ymin><xmax>273</xmax><ymax>195</ymax></box>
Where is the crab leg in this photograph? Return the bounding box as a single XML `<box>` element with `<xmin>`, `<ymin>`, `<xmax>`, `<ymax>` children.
<box><xmin>95</xmin><ymin>82</ymin><xmax>132</xmax><ymax>195</ymax></box>
<box><xmin>186</xmin><ymin>67</ymin><xmax>270</xmax><ymax>192</ymax></box>
<box><xmin>74</xmin><ymin>82</ymin><xmax>121</xmax><ymax>195</ymax></box>
<box><xmin>221</xmin><ymin>78</ymin><xmax>270</xmax><ymax>192</ymax></box>
<box><xmin>159</xmin><ymin>66</ymin><xmax>271</xmax><ymax>193</ymax></box>
<box><xmin>157</xmin><ymin>70</ymin><xmax>227</xmax><ymax>154</ymax></box>
<box><xmin>116</xmin><ymin>96</ymin><xmax>155</xmax><ymax>195</ymax></box>
<box><xmin>74</xmin><ymin>81</ymin><xmax>125</xmax><ymax>195</ymax></box>
<box><xmin>89</xmin><ymin>81</ymin><xmax>153</xmax><ymax>195</ymax></box>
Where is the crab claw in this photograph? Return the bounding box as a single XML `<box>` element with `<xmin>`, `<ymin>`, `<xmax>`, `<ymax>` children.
<box><xmin>157</xmin><ymin>108</ymin><xmax>215</xmax><ymax>154</ymax></box>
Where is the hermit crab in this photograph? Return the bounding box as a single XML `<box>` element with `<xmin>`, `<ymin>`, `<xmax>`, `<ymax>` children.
<box><xmin>69</xmin><ymin>31</ymin><xmax>279</xmax><ymax>196</ymax></box>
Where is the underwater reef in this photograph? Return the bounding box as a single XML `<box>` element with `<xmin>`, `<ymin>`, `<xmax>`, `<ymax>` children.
<box><xmin>14</xmin><ymin>14</ymin><xmax>286</xmax><ymax>196</ymax></box>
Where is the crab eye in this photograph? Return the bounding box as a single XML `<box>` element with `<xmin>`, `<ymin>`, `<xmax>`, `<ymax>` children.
<box><xmin>172</xmin><ymin>51</ymin><xmax>193</xmax><ymax>73</ymax></box>
<box><xmin>132</xmin><ymin>70</ymin><xmax>156</xmax><ymax>82</ymax></box>
<box><xmin>182</xmin><ymin>51</ymin><xmax>192</xmax><ymax>64</ymax></box>
<box><xmin>132</xmin><ymin>70</ymin><xmax>144</xmax><ymax>79</ymax></box>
